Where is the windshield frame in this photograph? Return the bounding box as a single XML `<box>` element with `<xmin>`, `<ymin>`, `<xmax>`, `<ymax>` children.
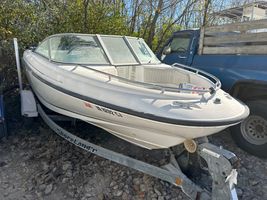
<box><xmin>34</xmin><ymin>33</ymin><xmax>161</xmax><ymax>66</ymax></box>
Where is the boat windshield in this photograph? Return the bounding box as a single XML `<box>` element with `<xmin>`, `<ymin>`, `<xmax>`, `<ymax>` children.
<box><xmin>49</xmin><ymin>35</ymin><xmax>109</xmax><ymax>64</ymax></box>
<box><xmin>39</xmin><ymin>34</ymin><xmax>160</xmax><ymax>65</ymax></box>
<box><xmin>101</xmin><ymin>36</ymin><xmax>138</xmax><ymax>65</ymax></box>
<box><xmin>127</xmin><ymin>38</ymin><xmax>160</xmax><ymax>64</ymax></box>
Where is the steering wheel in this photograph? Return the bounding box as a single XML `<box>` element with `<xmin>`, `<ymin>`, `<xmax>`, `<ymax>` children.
<box><xmin>67</xmin><ymin>45</ymin><xmax>88</xmax><ymax>54</ymax></box>
<box><xmin>67</xmin><ymin>44</ymin><xmax>97</xmax><ymax>54</ymax></box>
<box><xmin>175</xmin><ymin>47</ymin><xmax>187</xmax><ymax>53</ymax></box>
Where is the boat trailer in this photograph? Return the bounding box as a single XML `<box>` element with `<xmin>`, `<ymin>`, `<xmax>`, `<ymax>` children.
<box><xmin>36</xmin><ymin>103</ymin><xmax>238</xmax><ymax>200</ymax></box>
<box><xmin>14</xmin><ymin>38</ymin><xmax>239</xmax><ymax>200</ymax></box>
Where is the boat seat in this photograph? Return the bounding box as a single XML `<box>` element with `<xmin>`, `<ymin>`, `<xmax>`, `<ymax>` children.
<box><xmin>144</xmin><ymin>68</ymin><xmax>190</xmax><ymax>85</ymax></box>
<box><xmin>116</xmin><ymin>66</ymin><xmax>192</xmax><ymax>86</ymax></box>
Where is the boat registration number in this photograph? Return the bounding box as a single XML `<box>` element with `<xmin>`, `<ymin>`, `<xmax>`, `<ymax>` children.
<box><xmin>84</xmin><ymin>102</ymin><xmax>123</xmax><ymax>117</ymax></box>
<box><xmin>95</xmin><ymin>106</ymin><xmax>123</xmax><ymax>118</ymax></box>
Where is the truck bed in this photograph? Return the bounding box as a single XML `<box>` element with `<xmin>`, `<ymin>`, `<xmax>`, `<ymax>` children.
<box><xmin>192</xmin><ymin>54</ymin><xmax>267</xmax><ymax>91</ymax></box>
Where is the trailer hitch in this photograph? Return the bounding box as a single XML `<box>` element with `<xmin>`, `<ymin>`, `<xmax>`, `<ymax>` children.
<box><xmin>198</xmin><ymin>143</ymin><xmax>239</xmax><ymax>200</ymax></box>
<box><xmin>163</xmin><ymin>142</ymin><xmax>239</xmax><ymax>200</ymax></box>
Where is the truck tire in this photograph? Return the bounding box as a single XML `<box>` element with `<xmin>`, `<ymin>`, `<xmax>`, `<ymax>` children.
<box><xmin>230</xmin><ymin>100</ymin><xmax>267</xmax><ymax>158</ymax></box>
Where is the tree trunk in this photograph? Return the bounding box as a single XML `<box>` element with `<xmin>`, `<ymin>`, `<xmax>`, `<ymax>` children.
<box><xmin>147</xmin><ymin>0</ymin><xmax>163</xmax><ymax>48</ymax></box>
<box><xmin>154</xmin><ymin>0</ymin><xmax>197</xmax><ymax>52</ymax></box>
<box><xmin>129</xmin><ymin>0</ymin><xmax>139</xmax><ymax>34</ymax></box>
<box><xmin>83</xmin><ymin>0</ymin><xmax>90</xmax><ymax>32</ymax></box>
<box><xmin>202</xmin><ymin>0</ymin><xmax>211</xmax><ymax>27</ymax></box>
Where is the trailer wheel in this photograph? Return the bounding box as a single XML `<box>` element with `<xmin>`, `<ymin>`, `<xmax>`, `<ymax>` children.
<box><xmin>230</xmin><ymin>100</ymin><xmax>267</xmax><ymax>158</ymax></box>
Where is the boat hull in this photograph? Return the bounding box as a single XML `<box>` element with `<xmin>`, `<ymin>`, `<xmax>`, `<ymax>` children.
<box><xmin>27</xmin><ymin>69</ymin><xmax>233</xmax><ymax>149</ymax></box>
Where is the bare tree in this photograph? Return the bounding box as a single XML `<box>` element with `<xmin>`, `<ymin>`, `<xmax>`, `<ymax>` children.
<box><xmin>129</xmin><ymin>0</ymin><xmax>143</xmax><ymax>34</ymax></box>
<box><xmin>155</xmin><ymin>0</ymin><xmax>198</xmax><ymax>51</ymax></box>
<box><xmin>202</xmin><ymin>0</ymin><xmax>211</xmax><ymax>26</ymax></box>
<box><xmin>147</xmin><ymin>0</ymin><xmax>164</xmax><ymax>47</ymax></box>
<box><xmin>83</xmin><ymin>0</ymin><xmax>90</xmax><ymax>32</ymax></box>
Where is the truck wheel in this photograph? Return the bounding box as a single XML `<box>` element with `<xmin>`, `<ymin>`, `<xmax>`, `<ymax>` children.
<box><xmin>230</xmin><ymin>100</ymin><xmax>267</xmax><ymax>158</ymax></box>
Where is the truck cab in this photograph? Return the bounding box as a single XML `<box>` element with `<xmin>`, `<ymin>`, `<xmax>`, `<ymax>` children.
<box><xmin>160</xmin><ymin>30</ymin><xmax>199</xmax><ymax>66</ymax></box>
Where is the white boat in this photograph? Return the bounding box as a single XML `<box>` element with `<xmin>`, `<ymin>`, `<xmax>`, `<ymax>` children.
<box><xmin>22</xmin><ymin>33</ymin><xmax>249</xmax><ymax>149</ymax></box>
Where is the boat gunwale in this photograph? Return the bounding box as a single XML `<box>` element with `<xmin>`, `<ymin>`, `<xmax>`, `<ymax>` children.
<box><xmin>24</xmin><ymin>58</ymin><xmax>250</xmax><ymax>127</ymax></box>
<box><xmin>32</xmin><ymin>71</ymin><xmax>249</xmax><ymax>127</ymax></box>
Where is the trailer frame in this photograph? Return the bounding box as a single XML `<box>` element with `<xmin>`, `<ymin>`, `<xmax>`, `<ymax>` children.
<box><xmin>37</xmin><ymin>103</ymin><xmax>238</xmax><ymax>200</ymax></box>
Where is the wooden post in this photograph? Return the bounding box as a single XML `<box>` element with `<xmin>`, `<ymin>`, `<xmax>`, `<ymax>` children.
<box><xmin>198</xmin><ymin>27</ymin><xmax>205</xmax><ymax>55</ymax></box>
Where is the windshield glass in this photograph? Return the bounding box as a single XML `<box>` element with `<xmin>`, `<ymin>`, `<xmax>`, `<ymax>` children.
<box><xmin>35</xmin><ymin>39</ymin><xmax>49</xmax><ymax>58</ymax></box>
<box><xmin>127</xmin><ymin>38</ymin><xmax>160</xmax><ymax>64</ymax></box>
<box><xmin>101</xmin><ymin>36</ymin><xmax>138</xmax><ymax>65</ymax></box>
<box><xmin>40</xmin><ymin>34</ymin><xmax>160</xmax><ymax>65</ymax></box>
<box><xmin>49</xmin><ymin>35</ymin><xmax>109</xmax><ymax>64</ymax></box>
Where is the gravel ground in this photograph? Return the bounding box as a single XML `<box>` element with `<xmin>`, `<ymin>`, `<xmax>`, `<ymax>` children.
<box><xmin>0</xmin><ymin>93</ymin><xmax>266</xmax><ymax>200</ymax></box>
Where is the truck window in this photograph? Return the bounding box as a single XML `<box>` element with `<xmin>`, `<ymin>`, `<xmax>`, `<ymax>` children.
<box><xmin>170</xmin><ymin>33</ymin><xmax>191</xmax><ymax>53</ymax></box>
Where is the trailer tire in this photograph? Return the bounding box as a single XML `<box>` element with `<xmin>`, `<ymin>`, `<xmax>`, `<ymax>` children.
<box><xmin>230</xmin><ymin>100</ymin><xmax>267</xmax><ymax>158</ymax></box>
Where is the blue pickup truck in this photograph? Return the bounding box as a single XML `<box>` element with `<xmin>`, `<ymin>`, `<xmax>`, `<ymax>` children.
<box><xmin>159</xmin><ymin>27</ymin><xmax>267</xmax><ymax>158</ymax></box>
